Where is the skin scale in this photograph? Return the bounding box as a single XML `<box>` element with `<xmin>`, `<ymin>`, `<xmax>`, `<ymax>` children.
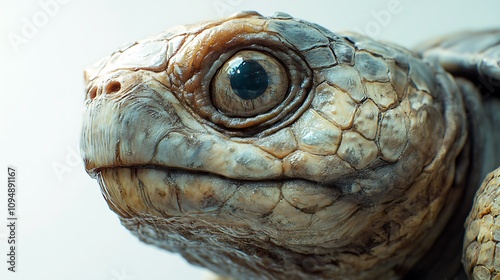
<box><xmin>80</xmin><ymin>11</ymin><xmax>500</xmax><ymax>279</ymax></box>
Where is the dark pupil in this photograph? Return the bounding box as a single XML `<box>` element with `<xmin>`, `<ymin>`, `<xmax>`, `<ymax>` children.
<box><xmin>228</xmin><ymin>60</ymin><xmax>268</xmax><ymax>100</ymax></box>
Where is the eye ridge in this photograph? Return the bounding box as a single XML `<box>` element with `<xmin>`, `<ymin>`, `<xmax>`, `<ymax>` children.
<box><xmin>228</xmin><ymin>59</ymin><xmax>269</xmax><ymax>100</ymax></box>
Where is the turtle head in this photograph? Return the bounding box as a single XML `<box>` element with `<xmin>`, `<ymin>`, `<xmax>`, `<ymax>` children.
<box><xmin>81</xmin><ymin>11</ymin><xmax>467</xmax><ymax>279</ymax></box>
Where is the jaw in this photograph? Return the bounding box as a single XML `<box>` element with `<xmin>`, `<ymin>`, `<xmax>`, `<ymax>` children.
<box><xmin>97</xmin><ymin>166</ymin><xmax>353</xmax><ymax>248</ymax></box>
<box><xmin>95</xmin><ymin>165</ymin><xmax>452</xmax><ymax>279</ymax></box>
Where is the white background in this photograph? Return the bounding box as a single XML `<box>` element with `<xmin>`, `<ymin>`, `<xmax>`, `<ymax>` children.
<box><xmin>1</xmin><ymin>0</ymin><xmax>499</xmax><ymax>279</ymax></box>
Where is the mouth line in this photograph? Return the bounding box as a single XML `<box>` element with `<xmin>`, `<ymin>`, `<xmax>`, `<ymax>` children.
<box><xmin>90</xmin><ymin>164</ymin><xmax>322</xmax><ymax>186</ymax></box>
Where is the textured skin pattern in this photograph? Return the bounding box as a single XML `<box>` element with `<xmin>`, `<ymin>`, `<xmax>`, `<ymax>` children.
<box><xmin>419</xmin><ymin>31</ymin><xmax>500</xmax><ymax>279</ymax></box>
<box><xmin>81</xmin><ymin>12</ymin><xmax>500</xmax><ymax>280</ymax></box>
<box><xmin>464</xmin><ymin>169</ymin><xmax>500</xmax><ymax>279</ymax></box>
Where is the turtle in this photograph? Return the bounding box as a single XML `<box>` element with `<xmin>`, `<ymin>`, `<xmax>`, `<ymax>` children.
<box><xmin>80</xmin><ymin>11</ymin><xmax>500</xmax><ymax>280</ymax></box>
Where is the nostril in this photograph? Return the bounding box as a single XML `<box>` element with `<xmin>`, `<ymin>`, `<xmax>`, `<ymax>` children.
<box><xmin>105</xmin><ymin>81</ymin><xmax>122</xmax><ymax>94</ymax></box>
<box><xmin>89</xmin><ymin>86</ymin><xmax>98</xmax><ymax>100</ymax></box>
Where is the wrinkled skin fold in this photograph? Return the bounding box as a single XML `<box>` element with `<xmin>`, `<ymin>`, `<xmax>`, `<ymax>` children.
<box><xmin>81</xmin><ymin>11</ymin><xmax>500</xmax><ymax>279</ymax></box>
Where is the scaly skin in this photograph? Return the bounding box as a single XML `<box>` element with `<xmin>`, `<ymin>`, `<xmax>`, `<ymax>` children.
<box><xmin>419</xmin><ymin>30</ymin><xmax>500</xmax><ymax>279</ymax></box>
<box><xmin>81</xmin><ymin>12</ymin><xmax>500</xmax><ymax>279</ymax></box>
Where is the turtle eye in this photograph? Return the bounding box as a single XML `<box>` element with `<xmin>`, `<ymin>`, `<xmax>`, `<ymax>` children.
<box><xmin>211</xmin><ymin>50</ymin><xmax>289</xmax><ymax>117</ymax></box>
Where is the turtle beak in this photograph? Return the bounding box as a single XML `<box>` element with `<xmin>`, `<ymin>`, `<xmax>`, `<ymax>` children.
<box><xmin>84</xmin><ymin>55</ymin><xmax>110</xmax><ymax>85</ymax></box>
<box><xmin>83</xmin><ymin>67</ymin><xmax>94</xmax><ymax>86</ymax></box>
<box><xmin>83</xmin><ymin>56</ymin><xmax>111</xmax><ymax>100</ymax></box>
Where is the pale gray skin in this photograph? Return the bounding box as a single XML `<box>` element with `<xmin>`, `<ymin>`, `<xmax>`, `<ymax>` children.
<box><xmin>80</xmin><ymin>12</ymin><xmax>500</xmax><ymax>279</ymax></box>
